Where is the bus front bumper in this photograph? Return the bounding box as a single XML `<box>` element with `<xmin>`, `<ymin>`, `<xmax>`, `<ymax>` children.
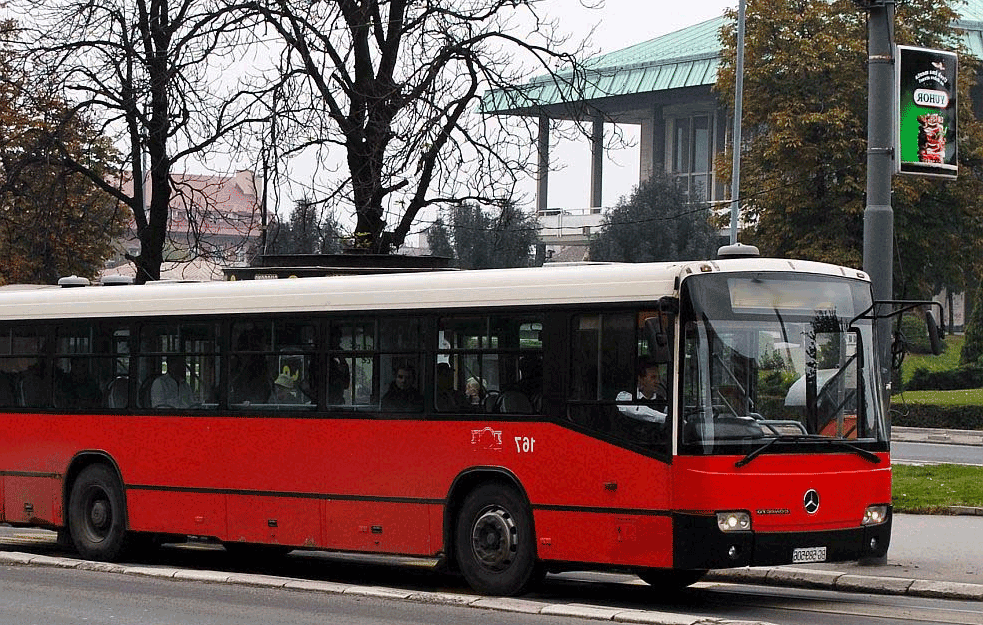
<box><xmin>671</xmin><ymin>509</ymin><xmax>893</xmax><ymax>570</ymax></box>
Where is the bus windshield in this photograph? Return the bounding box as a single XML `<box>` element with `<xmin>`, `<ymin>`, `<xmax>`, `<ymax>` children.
<box><xmin>678</xmin><ymin>272</ymin><xmax>886</xmax><ymax>456</ymax></box>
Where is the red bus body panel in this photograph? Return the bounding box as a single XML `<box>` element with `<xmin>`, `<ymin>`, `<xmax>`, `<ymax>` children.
<box><xmin>672</xmin><ymin>454</ymin><xmax>891</xmax><ymax>531</ymax></box>
<box><xmin>0</xmin><ymin>413</ymin><xmax>888</xmax><ymax>570</ymax></box>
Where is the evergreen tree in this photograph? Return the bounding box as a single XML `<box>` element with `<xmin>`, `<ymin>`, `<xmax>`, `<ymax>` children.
<box><xmin>961</xmin><ymin>277</ymin><xmax>983</xmax><ymax>365</ymax></box>
<box><xmin>588</xmin><ymin>172</ymin><xmax>718</xmax><ymax>263</ymax></box>
<box><xmin>430</xmin><ymin>203</ymin><xmax>540</xmax><ymax>269</ymax></box>
<box><xmin>426</xmin><ymin>218</ymin><xmax>454</xmax><ymax>259</ymax></box>
<box><xmin>267</xmin><ymin>198</ymin><xmax>345</xmax><ymax>255</ymax></box>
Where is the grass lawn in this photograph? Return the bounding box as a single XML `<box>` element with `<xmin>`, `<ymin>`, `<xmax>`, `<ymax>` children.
<box><xmin>901</xmin><ymin>334</ymin><xmax>964</xmax><ymax>386</ymax></box>
<box><xmin>892</xmin><ymin>464</ymin><xmax>983</xmax><ymax>513</ymax></box>
<box><xmin>885</xmin><ymin>335</ymin><xmax>983</xmax><ymax>513</ymax></box>
<box><xmin>896</xmin><ymin>387</ymin><xmax>983</xmax><ymax>406</ymax></box>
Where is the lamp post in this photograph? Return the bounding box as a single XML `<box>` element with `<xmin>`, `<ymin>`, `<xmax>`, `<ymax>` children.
<box><xmin>860</xmin><ymin>0</ymin><xmax>896</xmax><ymax>424</ymax></box>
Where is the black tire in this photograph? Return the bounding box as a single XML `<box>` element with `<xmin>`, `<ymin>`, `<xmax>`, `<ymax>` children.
<box><xmin>636</xmin><ymin>567</ymin><xmax>707</xmax><ymax>590</ymax></box>
<box><xmin>68</xmin><ymin>464</ymin><xmax>128</xmax><ymax>561</ymax></box>
<box><xmin>454</xmin><ymin>483</ymin><xmax>538</xmax><ymax>596</ymax></box>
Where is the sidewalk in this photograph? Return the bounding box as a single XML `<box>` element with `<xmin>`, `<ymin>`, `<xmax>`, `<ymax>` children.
<box><xmin>892</xmin><ymin>425</ymin><xmax>983</xmax><ymax>446</ymax></box>
<box><xmin>706</xmin><ymin>426</ymin><xmax>983</xmax><ymax>601</ymax></box>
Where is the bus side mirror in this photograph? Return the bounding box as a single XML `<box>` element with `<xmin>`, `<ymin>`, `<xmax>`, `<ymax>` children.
<box><xmin>645</xmin><ymin>317</ymin><xmax>672</xmax><ymax>364</ymax></box>
<box><xmin>926</xmin><ymin>311</ymin><xmax>944</xmax><ymax>356</ymax></box>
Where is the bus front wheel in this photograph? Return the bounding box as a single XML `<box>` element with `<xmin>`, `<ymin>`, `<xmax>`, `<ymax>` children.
<box><xmin>68</xmin><ymin>464</ymin><xmax>128</xmax><ymax>561</ymax></box>
<box><xmin>454</xmin><ymin>483</ymin><xmax>539</xmax><ymax>596</ymax></box>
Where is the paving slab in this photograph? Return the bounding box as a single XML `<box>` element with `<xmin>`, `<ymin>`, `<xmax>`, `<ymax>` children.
<box><xmin>907</xmin><ymin>580</ymin><xmax>983</xmax><ymax>601</ymax></box>
<box><xmin>470</xmin><ymin>596</ymin><xmax>552</xmax><ymax>614</ymax></box>
<box><xmin>834</xmin><ymin>574</ymin><xmax>913</xmax><ymax>594</ymax></box>
<box><xmin>172</xmin><ymin>569</ymin><xmax>232</xmax><ymax>583</ymax></box>
<box><xmin>540</xmin><ymin>603</ymin><xmax>625</xmax><ymax>619</ymax></box>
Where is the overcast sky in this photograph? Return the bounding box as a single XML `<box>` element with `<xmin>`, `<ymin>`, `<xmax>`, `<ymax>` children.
<box><xmin>537</xmin><ymin>0</ymin><xmax>735</xmax><ymax>212</ymax></box>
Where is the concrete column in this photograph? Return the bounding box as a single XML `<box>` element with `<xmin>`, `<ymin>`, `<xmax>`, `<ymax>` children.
<box><xmin>590</xmin><ymin>115</ymin><xmax>604</xmax><ymax>208</ymax></box>
<box><xmin>537</xmin><ymin>116</ymin><xmax>550</xmax><ymax>213</ymax></box>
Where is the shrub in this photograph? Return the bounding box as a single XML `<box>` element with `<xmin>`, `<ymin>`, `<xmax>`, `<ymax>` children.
<box><xmin>906</xmin><ymin>366</ymin><xmax>983</xmax><ymax>391</ymax></box>
<box><xmin>898</xmin><ymin>312</ymin><xmax>945</xmax><ymax>355</ymax></box>
<box><xmin>891</xmin><ymin>403</ymin><xmax>983</xmax><ymax>430</ymax></box>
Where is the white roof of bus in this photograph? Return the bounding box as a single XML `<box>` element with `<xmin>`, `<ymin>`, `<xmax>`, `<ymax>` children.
<box><xmin>0</xmin><ymin>258</ymin><xmax>868</xmax><ymax>321</ymax></box>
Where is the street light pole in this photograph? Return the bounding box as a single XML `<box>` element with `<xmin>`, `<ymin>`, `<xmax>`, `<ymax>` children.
<box><xmin>729</xmin><ymin>0</ymin><xmax>747</xmax><ymax>245</ymax></box>
<box><xmin>862</xmin><ymin>0</ymin><xmax>895</xmax><ymax>423</ymax></box>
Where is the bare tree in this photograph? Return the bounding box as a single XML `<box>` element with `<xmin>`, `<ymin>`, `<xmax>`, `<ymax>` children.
<box><xmin>9</xmin><ymin>0</ymin><xmax>271</xmax><ymax>282</ymax></box>
<box><xmin>253</xmin><ymin>0</ymin><xmax>597</xmax><ymax>253</ymax></box>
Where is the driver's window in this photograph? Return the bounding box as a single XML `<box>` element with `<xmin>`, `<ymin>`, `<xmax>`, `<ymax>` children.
<box><xmin>567</xmin><ymin>310</ymin><xmax>671</xmax><ymax>456</ymax></box>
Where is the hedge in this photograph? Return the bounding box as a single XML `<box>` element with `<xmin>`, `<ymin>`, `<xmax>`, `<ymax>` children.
<box><xmin>890</xmin><ymin>403</ymin><xmax>983</xmax><ymax>430</ymax></box>
<box><xmin>905</xmin><ymin>366</ymin><xmax>983</xmax><ymax>391</ymax></box>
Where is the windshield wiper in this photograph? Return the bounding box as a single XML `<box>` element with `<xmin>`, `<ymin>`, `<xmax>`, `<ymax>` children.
<box><xmin>735</xmin><ymin>434</ymin><xmax>882</xmax><ymax>468</ymax></box>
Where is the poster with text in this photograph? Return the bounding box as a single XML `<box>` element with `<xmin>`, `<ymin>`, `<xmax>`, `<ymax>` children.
<box><xmin>896</xmin><ymin>45</ymin><xmax>958</xmax><ymax>178</ymax></box>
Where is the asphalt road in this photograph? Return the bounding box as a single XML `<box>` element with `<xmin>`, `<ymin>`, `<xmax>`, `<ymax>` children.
<box><xmin>0</xmin><ymin>547</ymin><xmax>978</xmax><ymax>625</ymax></box>
<box><xmin>892</xmin><ymin>441</ymin><xmax>983</xmax><ymax>466</ymax></box>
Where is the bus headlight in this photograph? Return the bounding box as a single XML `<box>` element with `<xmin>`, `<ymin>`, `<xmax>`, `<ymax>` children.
<box><xmin>716</xmin><ymin>511</ymin><xmax>752</xmax><ymax>532</ymax></box>
<box><xmin>862</xmin><ymin>505</ymin><xmax>888</xmax><ymax>526</ymax></box>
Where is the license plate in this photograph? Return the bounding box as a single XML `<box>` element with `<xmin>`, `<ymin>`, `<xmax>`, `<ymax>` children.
<box><xmin>792</xmin><ymin>546</ymin><xmax>827</xmax><ymax>563</ymax></box>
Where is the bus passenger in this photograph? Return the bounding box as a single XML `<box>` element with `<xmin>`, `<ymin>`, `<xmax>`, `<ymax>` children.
<box><xmin>269</xmin><ymin>366</ymin><xmax>307</xmax><ymax>404</ymax></box>
<box><xmin>465</xmin><ymin>377</ymin><xmax>484</xmax><ymax>406</ymax></box>
<box><xmin>381</xmin><ymin>364</ymin><xmax>423</xmax><ymax>413</ymax></box>
<box><xmin>434</xmin><ymin>362</ymin><xmax>467</xmax><ymax>412</ymax></box>
<box><xmin>327</xmin><ymin>355</ymin><xmax>350</xmax><ymax>404</ymax></box>
<box><xmin>616</xmin><ymin>358</ymin><xmax>667</xmax><ymax>423</ymax></box>
<box><xmin>151</xmin><ymin>354</ymin><xmax>195</xmax><ymax>409</ymax></box>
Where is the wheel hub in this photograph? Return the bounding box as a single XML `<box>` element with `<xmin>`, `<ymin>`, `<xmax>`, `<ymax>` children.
<box><xmin>471</xmin><ymin>506</ymin><xmax>517</xmax><ymax>572</ymax></box>
<box><xmin>90</xmin><ymin>500</ymin><xmax>109</xmax><ymax>529</ymax></box>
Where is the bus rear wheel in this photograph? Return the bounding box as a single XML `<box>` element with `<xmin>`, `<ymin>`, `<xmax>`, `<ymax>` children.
<box><xmin>454</xmin><ymin>483</ymin><xmax>539</xmax><ymax>596</ymax></box>
<box><xmin>68</xmin><ymin>464</ymin><xmax>128</xmax><ymax>561</ymax></box>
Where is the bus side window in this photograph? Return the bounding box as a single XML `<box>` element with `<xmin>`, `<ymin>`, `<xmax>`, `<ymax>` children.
<box><xmin>329</xmin><ymin>320</ymin><xmax>377</xmax><ymax>410</ymax></box>
<box><xmin>568</xmin><ymin>312</ymin><xmax>669</xmax><ymax>454</ymax></box>
<box><xmin>140</xmin><ymin>323</ymin><xmax>219</xmax><ymax>410</ymax></box>
<box><xmin>229</xmin><ymin>322</ymin><xmax>273</xmax><ymax>407</ymax></box>
<box><xmin>5</xmin><ymin>327</ymin><xmax>51</xmax><ymax>408</ymax></box>
<box><xmin>378</xmin><ymin>317</ymin><xmax>424</xmax><ymax>414</ymax></box>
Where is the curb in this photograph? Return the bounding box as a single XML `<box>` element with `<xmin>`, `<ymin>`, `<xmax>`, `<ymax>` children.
<box><xmin>703</xmin><ymin>566</ymin><xmax>983</xmax><ymax>601</ymax></box>
<box><xmin>0</xmin><ymin>549</ymin><xmax>783</xmax><ymax>625</ymax></box>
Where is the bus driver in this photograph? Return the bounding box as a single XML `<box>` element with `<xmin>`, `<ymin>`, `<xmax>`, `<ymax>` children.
<box><xmin>617</xmin><ymin>358</ymin><xmax>667</xmax><ymax>423</ymax></box>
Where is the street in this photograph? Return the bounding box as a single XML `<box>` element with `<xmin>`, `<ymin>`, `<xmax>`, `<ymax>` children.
<box><xmin>892</xmin><ymin>441</ymin><xmax>983</xmax><ymax>466</ymax></box>
<box><xmin>1</xmin><ymin>516</ymin><xmax>980</xmax><ymax>625</ymax></box>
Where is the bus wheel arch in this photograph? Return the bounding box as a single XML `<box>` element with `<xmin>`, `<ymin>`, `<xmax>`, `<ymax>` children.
<box><xmin>64</xmin><ymin>454</ymin><xmax>129</xmax><ymax>561</ymax></box>
<box><xmin>445</xmin><ymin>469</ymin><xmax>541</xmax><ymax>595</ymax></box>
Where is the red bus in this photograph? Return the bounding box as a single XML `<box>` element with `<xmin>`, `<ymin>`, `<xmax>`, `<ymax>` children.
<box><xmin>0</xmin><ymin>256</ymin><xmax>896</xmax><ymax>595</ymax></box>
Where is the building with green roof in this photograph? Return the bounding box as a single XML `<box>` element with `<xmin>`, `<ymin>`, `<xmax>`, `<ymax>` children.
<box><xmin>484</xmin><ymin>2</ymin><xmax>983</xmax><ymax>221</ymax></box>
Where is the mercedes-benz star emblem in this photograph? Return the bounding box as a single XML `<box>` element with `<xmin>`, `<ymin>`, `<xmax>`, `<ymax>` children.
<box><xmin>803</xmin><ymin>489</ymin><xmax>820</xmax><ymax>514</ymax></box>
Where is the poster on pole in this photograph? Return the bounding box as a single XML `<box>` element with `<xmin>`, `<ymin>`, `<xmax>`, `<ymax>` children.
<box><xmin>896</xmin><ymin>45</ymin><xmax>958</xmax><ymax>178</ymax></box>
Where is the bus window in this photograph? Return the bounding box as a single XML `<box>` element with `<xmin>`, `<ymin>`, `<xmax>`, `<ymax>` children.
<box><xmin>330</xmin><ymin>320</ymin><xmax>377</xmax><ymax>410</ymax></box>
<box><xmin>0</xmin><ymin>326</ymin><xmax>48</xmax><ymax>408</ymax></box>
<box><xmin>55</xmin><ymin>324</ymin><xmax>127</xmax><ymax>410</ymax></box>
<box><xmin>270</xmin><ymin>320</ymin><xmax>317</xmax><ymax>410</ymax></box>
<box><xmin>229</xmin><ymin>319</ymin><xmax>316</xmax><ymax>410</ymax></box>
<box><xmin>379</xmin><ymin>317</ymin><xmax>424</xmax><ymax>414</ymax></box>
<box><xmin>230</xmin><ymin>322</ymin><xmax>273</xmax><ymax>407</ymax></box>
<box><xmin>568</xmin><ymin>311</ymin><xmax>670</xmax><ymax>454</ymax></box>
<box><xmin>437</xmin><ymin>315</ymin><xmax>542</xmax><ymax>413</ymax></box>
<box><xmin>139</xmin><ymin>323</ymin><xmax>219</xmax><ymax>410</ymax></box>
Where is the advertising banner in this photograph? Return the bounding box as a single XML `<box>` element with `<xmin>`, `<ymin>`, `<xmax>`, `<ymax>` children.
<box><xmin>896</xmin><ymin>45</ymin><xmax>958</xmax><ymax>178</ymax></box>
